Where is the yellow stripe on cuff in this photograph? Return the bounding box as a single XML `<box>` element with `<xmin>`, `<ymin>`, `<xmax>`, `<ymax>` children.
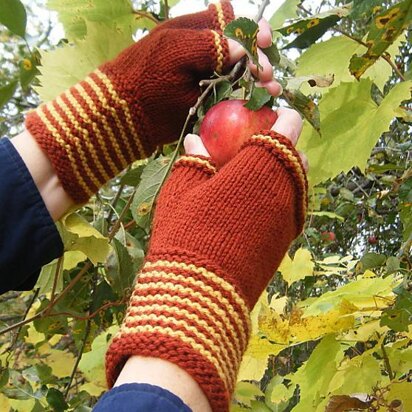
<box><xmin>211</xmin><ymin>30</ymin><xmax>224</xmax><ymax>74</ymax></box>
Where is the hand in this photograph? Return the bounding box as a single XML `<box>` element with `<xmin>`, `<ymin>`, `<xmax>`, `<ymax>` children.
<box><xmin>26</xmin><ymin>1</ymin><xmax>281</xmax><ymax>204</ymax></box>
<box><xmin>185</xmin><ymin>107</ymin><xmax>309</xmax><ymax>172</ymax></box>
<box><xmin>106</xmin><ymin>121</ymin><xmax>308</xmax><ymax>411</ymax></box>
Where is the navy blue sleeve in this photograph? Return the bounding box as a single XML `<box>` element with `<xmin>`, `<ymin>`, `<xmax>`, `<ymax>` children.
<box><xmin>93</xmin><ymin>383</ymin><xmax>192</xmax><ymax>412</ymax></box>
<box><xmin>0</xmin><ymin>138</ymin><xmax>63</xmax><ymax>294</ymax></box>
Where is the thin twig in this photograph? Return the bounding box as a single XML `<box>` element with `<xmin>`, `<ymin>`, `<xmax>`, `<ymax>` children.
<box><xmin>334</xmin><ymin>28</ymin><xmax>405</xmax><ymax>82</ymax></box>
<box><xmin>132</xmin><ymin>11</ymin><xmax>159</xmax><ymax>25</ymax></box>
<box><xmin>164</xmin><ymin>0</ymin><xmax>169</xmax><ymax>20</ymax></box>
<box><xmin>381</xmin><ymin>341</ymin><xmax>395</xmax><ymax>381</ymax></box>
<box><xmin>47</xmin><ymin>256</ymin><xmax>63</xmax><ymax>309</ymax></box>
<box><xmin>107</xmin><ymin>183</ymin><xmax>126</xmax><ymax>224</ymax></box>
<box><xmin>256</xmin><ymin>0</ymin><xmax>270</xmax><ymax>22</ymax></box>
<box><xmin>382</xmin><ymin>52</ymin><xmax>406</xmax><ymax>81</ymax></box>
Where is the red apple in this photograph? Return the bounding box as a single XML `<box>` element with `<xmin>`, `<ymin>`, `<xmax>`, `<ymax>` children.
<box><xmin>368</xmin><ymin>235</ymin><xmax>378</xmax><ymax>245</ymax></box>
<box><xmin>199</xmin><ymin>99</ymin><xmax>277</xmax><ymax>167</ymax></box>
<box><xmin>321</xmin><ymin>231</ymin><xmax>336</xmax><ymax>242</ymax></box>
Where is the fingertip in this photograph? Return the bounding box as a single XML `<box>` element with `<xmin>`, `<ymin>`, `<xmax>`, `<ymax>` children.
<box><xmin>256</xmin><ymin>80</ymin><xmax>283</xmax><ymax>97</ymax></box>
<box><xmin>271</xmin><ymin>107</ymin><xmax>303</xmax><ymax>146</ymax></box>
<box><xmin>184</xmin><ymin>134</ymin><xmax>211</xmax><ymax>157</ymax></box>
<box><xmin>257</xmin><ymin>18</ymin><xmax>272</xmax><ymax>49</ymax></box>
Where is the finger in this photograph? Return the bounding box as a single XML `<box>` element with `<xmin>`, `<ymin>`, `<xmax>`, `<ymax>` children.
<box><xmin>298</xmin><ymin>151</ymin><xmax>309</xmax><ymax>173</ymax></box>
<box><xmin>228</xmin><ymin>38</ymin><xmax>246</xmax><ymax>65</ymax></box>
<box><xmin>248</xmin><ymin>49</ymin><xmax>273</xmax><ymax>82</ymax></box>
<box><xmin>271</xmin><ymin>107</ymin><xmax>303</xmax><ymax>146</ymax></box>
<box><xmin>257</xmin><ymin>18</ymin><xmax>272</xmax><ymax>49</ymax></box>
<box><xmin>256</xmin><ymin>80</ymin><xmax>283</xmax><ymax>97</ymax></box>
<box><xmin>184</xmin><ymin>134</ymin><xmax>211</xmax><ymax>157</ymax></box>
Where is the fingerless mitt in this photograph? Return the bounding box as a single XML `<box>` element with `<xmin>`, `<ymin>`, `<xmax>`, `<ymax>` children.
<box><xmin>25</xmin><ymin>2</ymin><xmax>234</xmax><ymax>203</ymax></box>
<box><xmin>106</xmin><ymin>131</ymin><xmax>308</xmax><ymax>411</ymax></box>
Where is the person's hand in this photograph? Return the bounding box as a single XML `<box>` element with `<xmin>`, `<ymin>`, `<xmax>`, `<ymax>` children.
<box><xmin>105</xmin><ymin>111</ymin><xmax>308</xmax><ymax>411</ymax></box>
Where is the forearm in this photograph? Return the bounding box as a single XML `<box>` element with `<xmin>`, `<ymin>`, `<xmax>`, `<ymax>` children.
<box><xmin>11</xmin><ymin>129</ymin><xmax>75</xmax><ymax>221</ymax></box>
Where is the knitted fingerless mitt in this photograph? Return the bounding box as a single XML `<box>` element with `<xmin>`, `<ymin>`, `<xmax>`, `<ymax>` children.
<box><xmin>106</xmin><ymin>131</ymin><xmax>308</xmax><ymax>412</ymax></box>
<box><xmin>25</xmin><ymin>2</ymin><xmax>234</xmax><ymax>204</ymax></box>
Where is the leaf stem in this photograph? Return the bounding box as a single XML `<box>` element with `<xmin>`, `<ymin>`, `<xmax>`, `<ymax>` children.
<box><xmin>164</xmin><ymin>0</ymin><xmax>169</xmax><ymax>20</ymax></box>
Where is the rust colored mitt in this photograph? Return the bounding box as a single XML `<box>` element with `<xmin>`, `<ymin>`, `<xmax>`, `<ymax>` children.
<box><xmin>25</xmin><ymin>2</ymin><xmax>234</xmax><ymax>203</ymax></box>
<box><xmin>105</xmin><ymin>130</ymin><xmax>308</xmax><ymax>411</ymax></box>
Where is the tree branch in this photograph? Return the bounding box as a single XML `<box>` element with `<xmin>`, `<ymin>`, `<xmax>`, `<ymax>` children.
<box><xmin>256</xmin><ymin>0</ymin><xmax>270</xmax><ymax>22</ymax></box>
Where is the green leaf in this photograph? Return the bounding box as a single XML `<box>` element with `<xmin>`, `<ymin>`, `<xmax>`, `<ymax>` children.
<box><xmin>46</xmin><ymin>388</ymin><xmax>68</xmax><ymax>411</ymax></box>
<box><xmin>120</xmin><ymin>164</ymin><xmax>145</xmax><ymax>186</ymax></box>
<box><xmin>269</xmin><ymin>0</ymin><xmax>300</xmax><ymax>30</ymax></box>
<box><xmin>105</xmin><ymin>238</ymin><xmax>135</xmax><ymax>295</ymax></box>
<box><xmin>47</xmin><ymin>0</ymin><xmax>156</xmax><ymax>40</ymax></box>
<box><xmin>262</xmin><ymin>43</ymin><xmax>280</xmax><ymax>66</ymax></box>
<box><xmin>282</xmin><ymin>88</ymin><xmax>320</xmax><ymax>134</ymax></box>
<box><xmin>36</xmin><ymin>21</ymin><xmax>135</xmax><ymax>101</ymax></box>
<box><xmin>224</xmin><ymin>17</ymin><xmax>261</xmax><ymax>68</ymax></box>
<box><xmin>78</xmin><ymin>326</ymin><xmax>118</xmax><ymax>390</ymax></box>
<box><xmin>244</xmin><ymin>86</ymin><xmax>272</xmax><ymax>111</ymax></box>
<box><xmin>0</xmin><ymin>369</ymin><xmax>9</xmax><ymax>389</ymax></box>
<box><xmin>360</xmin><ymin>252</ymin><xmax>386</xmax><ymax>270</ymax></box>
<box><xmin>20</xmin><ymin>55</ymin><xmax>40</xmax><ymax>91</ymax></box>
<box><xmin>351</xmin><ymin>0</ymin><xmax>385</xmax><ymax>19</ymax></box>
<box><xmin>288</xmin><ymin>335</ymin><xmax>345</xmax><ymax>412</ymax></box>
<box><xmin>300</xmin><ymin>274</ymin><xmax>398</xmax><ymax>317</ymax></box>
<box><xmin>349</xmin><ymin>1</ymin><xmax>412</xmax><ymax>79</ymax></box>
<box><xmin>277</xmin><ymin>8</ymin><xmax>350</xmax><ymax>49</ymax></box>
<box><xmin>0</xmin><ymin>0</ymin><xmax>26</xmax><ymax>37</ymax></box>
<box><xmin>296</xmin><ymin>34</ymin><xmax>406</xmax><ymax>93</ymax></box>
<box><xmin>0</xmin><ymin>81</ymin><xmax>17</xmax><ymax>109</ymax></box>
<box><xmin>131</xmin><ymin>156</ymin><xmax>170</xmax><ymax>229</ymax></box>
<box><xmin>234</xmin><ymin>382</ymin><xmax>263</xmax><ymax>407</ymax></box>
<box><xmin>297</xmin><ymin>80</ymin><xmax>412</xmax><ymax>186</ymax></box>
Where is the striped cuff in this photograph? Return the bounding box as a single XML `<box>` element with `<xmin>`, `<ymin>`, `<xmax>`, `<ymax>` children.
<box><xmin>26</xmin><ymin>69</ymin><xmax>146</xmax><ymax>203</ymax></box>
<box><xmin>210</xmin><ymin>2</ymin><xmax>235</xmax><ymax>33</ymax></box>
<box><xmin>174</xmin><ymin>155</ymin><xmax>217</xmax><ymax>175</ymax></box>
<box><xmin>106</xmin><ymin>259</ymin><xmax>251</xmax><ymax>412</ymax></box>
<box><xmin>247</xmin><ymin>131</ymin><xmax>308</xmax><ymax>233</ymax></box>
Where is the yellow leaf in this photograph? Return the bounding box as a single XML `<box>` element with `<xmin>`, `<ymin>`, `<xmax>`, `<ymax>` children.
<box><xmin>59</xmin><ymin>213</ymin><xmax>111</xmax><ymax>265</ymax></box>
<box><xmin>79</xmin><ymin>381</ymin><xmax>106</xmax><ymax>397</ymax></box>
<box><xmin>270</xmin><ymin>296</ymin><xmax>288</xmax><ymax>314</ymax></box>
<box><xmin>0</xmin><ymin>395</ymin><xmax>10</xmax><ymax>410</ymax></box>
<box><xmin>44</xmin><ymin>348</ymin><xmax>76</xmax><ymax>378</ymax></box>
<box><xmin>63</xmin><ymin>250</ymin><xmax>87</xmax><ymax>271</ymax></box>
<box><xmin>278</xmin><ymin>248</ymin><xmax>314</xmax><ymax>285</ymax></box>
<box><xmin>9</xmin><ymin>399</ymin><xmax>35</xmax><ymax>411</ymax></box>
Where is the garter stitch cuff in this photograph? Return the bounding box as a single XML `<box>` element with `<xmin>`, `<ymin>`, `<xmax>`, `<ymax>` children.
<box><xmin>25</xmin><ymin>2</ymin><xmax>234</xmax><ymax>203</ymax></box>
<box><xmin>106</xmin><ymin>138</ymin><xmax>308</xmax><ymax>411</ymax></box>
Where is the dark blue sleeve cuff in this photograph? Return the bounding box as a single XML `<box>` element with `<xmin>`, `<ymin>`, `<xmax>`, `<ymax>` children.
<box><xmin>0</xmin><ymin>138</ymin><xmax>63</xmax><ymax>293</ymax></box>
<box><xmin>93</xmin><ymin>383</ymin><xmax>193</xmax><ymax>412</ymax></box>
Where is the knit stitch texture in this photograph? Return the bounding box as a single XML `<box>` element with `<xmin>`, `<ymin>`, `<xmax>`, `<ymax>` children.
<box><xmin>25</xmin><ymin>2</ymin><xmax>234</xmax><ymax>203</ymax></box>
<box><xmin>106</xmin><ymin>131</ymin><xmax>308</xmax><ymax>411</ymax></box>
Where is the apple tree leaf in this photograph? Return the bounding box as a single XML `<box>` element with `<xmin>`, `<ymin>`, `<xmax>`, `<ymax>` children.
<box><xmin>351</xmin><ymin>0</ymin><xmax>385</xmax><ymax>19</ymax></box>
<box><xmin>277</xmin><ymin>8</ymin><xmax>350</xmax><ymax>49</ymax></box>
<box><xmin>47</xmin><ymin>0</ymin><xmax>157</xmax><ymax>40</ymax></box>
<box><xmin>287</xmin><ymin>74</ymin><xmax>334</xmax><ymax>91</ymax></box>
<box><xmin>0</xmin><ymin>0</ymin><xmax>26</xmax><ymax>37</ymax></box>
<box><xmin>0</xmin><ymin>81</ymin><xmax>17</xmax><ymax>109</ymax></box>
<box><xmin>282</xmin><ymin>88</ymin><xmax>320</xmax><ymax>134</ymax></box>
<box><xmin>269</xmin><ymin>0</ymin><xmax>300</xmax><ymax>30</ymax></box>
<box><xmin>297</xmin><ymin>79</ymin><xmax>412</xmax><ymax>186</ymax></box>
<box><xmin>35</xmin><ymin>21</ymin><xmax>135</xmax><ymax>101</ymax></box>
<box><xmin>262</xmin><ymin>43</ymin><xmax>280</xmax><ymax>66</ymax></box>
<box><xmin>224</xmin><ymin>17</ymin><xmax>261</xmax><ymax>69</ymax></box>
<box><xmin>244</xmin><ymin>86</ymin><xmax>272</xmax><ymax>111</ymax></box>
<box><xmin>131</xmin><ymin>156</ymin><xmax>170</xmax><ymax>229</ymax></box>
<box><xmin>349</xmin><ymin>0</ymin><xmax>412</xmax><ymax>79</ymax></box>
